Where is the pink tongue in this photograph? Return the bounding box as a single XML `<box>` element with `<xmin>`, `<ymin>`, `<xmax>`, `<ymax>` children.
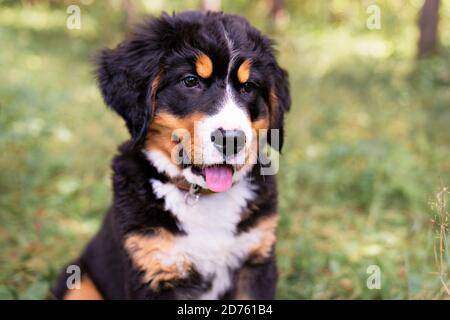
<box><xmin>204</xmin><ymin>166</ymin><xmax>233</xmax><ymax>192</ymax></box>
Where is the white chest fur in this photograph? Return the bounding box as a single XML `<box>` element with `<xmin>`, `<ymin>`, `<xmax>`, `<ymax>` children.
<box><xmin>150</xmin><ymin>178</ymin><xmax>261</xmax><ymax>299</ymax></box>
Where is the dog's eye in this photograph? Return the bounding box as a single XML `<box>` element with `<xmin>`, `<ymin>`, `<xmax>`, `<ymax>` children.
<box><xmin>183</xmin><ymin>75</ymin><xmax>199</xmax><ymax>88</ymax></box>
<box><xmin>241</xmin><ymin>82</ymin><xmax>255</xmax><ymax>94</ymax></box>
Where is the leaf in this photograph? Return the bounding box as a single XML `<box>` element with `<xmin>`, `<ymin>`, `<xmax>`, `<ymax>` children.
<box><xmin>0</xmin><ymin>286</ymin><xmax>16</xmax><ymax>300</ymax></box>
<box><xmin>21</xmin><ymin>281</ymin><xmax>49</xmax><ymax>300</ymax></box>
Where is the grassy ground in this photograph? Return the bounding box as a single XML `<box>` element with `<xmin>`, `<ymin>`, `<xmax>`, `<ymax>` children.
<box><xmin>0</xmin><ymin>1</ymin><xmax>449</xmax><ymax>299</ymax></box>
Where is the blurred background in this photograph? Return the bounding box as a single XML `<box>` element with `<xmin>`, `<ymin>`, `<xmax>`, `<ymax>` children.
<box><xmin>0</xmin><ymin>0</ymin><xmax>449</xmax><ymax>299</ymax></box>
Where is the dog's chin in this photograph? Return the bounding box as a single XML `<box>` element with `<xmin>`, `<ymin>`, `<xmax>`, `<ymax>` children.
<box><xmin>182</xmin><ymin>163</ymin><xmax>250</xmax><ymax>193</ymax></box>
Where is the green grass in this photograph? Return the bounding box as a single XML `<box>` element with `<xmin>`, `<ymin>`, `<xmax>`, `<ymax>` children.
<box><xmin>0</xmin><ymin>1</ymin><xmax>449</xmax><ymax>299</ymax></box>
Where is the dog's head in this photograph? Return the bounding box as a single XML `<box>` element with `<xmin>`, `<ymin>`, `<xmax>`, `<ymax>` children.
<box><xmin>97</xmin><ymin>11</ymin><xmax>290</xmax><ymax>192</ymax></box>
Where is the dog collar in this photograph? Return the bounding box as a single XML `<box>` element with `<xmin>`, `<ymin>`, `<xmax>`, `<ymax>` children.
<box><xmin>168</xmin><ymin>176</ymin><xmax>213</xmax><ymax>194</ymax></box>
<box><xmin>166</xmin><ymin>176</ymin><xmax>214</xmax><ymax>205</ymax></box>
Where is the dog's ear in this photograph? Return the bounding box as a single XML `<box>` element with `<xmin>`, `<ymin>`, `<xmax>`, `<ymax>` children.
<box><xmin>268</xmin><ymin>64</ymin><xmax>290</xmax><ymax>152</ymax></box>
<box><xmin>96</xmin><ymin>17</ymin><xmax>170</xmax><ymax>146</ymax></box>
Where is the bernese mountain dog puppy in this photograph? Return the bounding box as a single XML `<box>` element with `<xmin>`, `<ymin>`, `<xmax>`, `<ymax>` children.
<box><xmin>52</xmin><ymin>10</ymin><xmax>290</xmax><ymax>300</ymax></box>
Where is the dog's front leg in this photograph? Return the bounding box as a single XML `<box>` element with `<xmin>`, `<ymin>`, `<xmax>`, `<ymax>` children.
<box><xmin>229</xmin><ymin>254</ymin><xmax>277</xmax><ymax>300</ymax></box>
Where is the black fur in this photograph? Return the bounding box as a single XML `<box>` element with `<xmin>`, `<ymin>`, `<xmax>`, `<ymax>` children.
<box><xmin>53</xmin><ymin>11</ymin><xmax>290</xmax><ymax>300</ymax></box>
<box><xmin>53</xmin><ymin>142</ymin><xmax>278</xmax><ymax>299</ymax></box>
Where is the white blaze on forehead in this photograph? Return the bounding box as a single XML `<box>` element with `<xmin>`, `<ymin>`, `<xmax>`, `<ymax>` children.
<box><xmin>224</xmin><ymin>30</ymin><xmax>239</xmax><ymax>79</ymax></box>
<box><xmin>195</xmin><ymin>85</ymin><xmax>253</xmax><ymax>165</ymax></box>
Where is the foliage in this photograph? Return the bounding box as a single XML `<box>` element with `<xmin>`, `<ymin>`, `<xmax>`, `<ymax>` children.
<box><xmin>0</xmin><ymin>0</ymin><xmax>449</xmax><ymax>299</ymax></box>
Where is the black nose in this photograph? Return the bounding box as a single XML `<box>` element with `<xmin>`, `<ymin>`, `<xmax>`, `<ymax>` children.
<box><xmin>211</xmin><ymin>128</ymin><xmax>246</xmax><ymax>156</ymax></box>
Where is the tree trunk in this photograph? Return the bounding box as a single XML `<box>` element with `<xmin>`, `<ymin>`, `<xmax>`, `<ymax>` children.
<box><xmin>201</xmin><ymin>0</ymin><xmax>221</xmax><ymax>11</ymax></box>
<box><xmin>123</xmin><ymin>0</ymin><xmax>137</xmax><ymax>28</ymax></box>
<box><xmin>266</xmin><ymin>0</ymin><xmax>285</xmax><ymax>31</ymax></box>
<box><xmin>418</xmin><ymin>0</ymin><xmax>440</xmax><ymax>58</ymax></box>
<box><xmin>267</xmin><ymin>0</ymin><xmax>285</xmax><ymax>21</ymax></box>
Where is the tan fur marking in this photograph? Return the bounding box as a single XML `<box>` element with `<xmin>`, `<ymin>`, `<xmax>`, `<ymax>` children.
<box><xmin>145</xmin><ymin>112</ymin><xmax>205</xmax><ymax>159</ymax></box>
<box><xmin>195</xmin><ymin>53</ymin><xmax>213</xmax><ymax>78</ymax></box>
<box><xmin>150</xmin><ymin>72</ymin><xmax>162</xmax><ymax>115</ymax></box>
<box><xmin>125</xmin><ymin>230</ymin><xmax>192</xmax><ymax>291</ymax></box>
<box><xmin>249</xmin><ymin>215</ymin><xmax>279</xmax><ymax>261</ymax></box>
<box><xmin>237</xmin><ymin>59</ymin><xmax>252</xmax><ymax>83</ymax></box>
<box><xmin>235</xmin><ymin>116</ymin><xmax>269</xmax><ymax>174</ymax></box>
<box><xmin>63</xmin><ymin>275</ymin><xmax>103</xmax><ymax>300</ymax></box>
<box><xmin>252</xmin><ymin>118</ymin><xmax>269</xmax><ymax>133</ymax></box>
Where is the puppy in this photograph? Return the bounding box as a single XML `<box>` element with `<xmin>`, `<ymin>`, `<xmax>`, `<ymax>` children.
<box><xmin>53</xmin><ymin>10</ymin><xmax>290</xmax><ymax>300</ymax></box>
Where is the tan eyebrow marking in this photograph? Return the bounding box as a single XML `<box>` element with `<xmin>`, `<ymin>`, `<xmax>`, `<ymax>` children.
<box><xmin>195</xmin><ymin>53</ymin><xmax>213</xmax><ymax>78</ymax></box>
<box><xmin>237</xmin><ymin>59</ymin><xmax>252</xmax><ymax>83</ymax></box>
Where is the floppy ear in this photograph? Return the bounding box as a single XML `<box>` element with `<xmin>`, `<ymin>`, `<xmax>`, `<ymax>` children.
<box><xmin>268</xmin><ymin>65</ymin><xmax>290</xmax><ymax>152</ymax></box>
<box><xmin>96</xmin><ymin>17</ymin><xmax>169</xmax><ymax>146</ymax></box>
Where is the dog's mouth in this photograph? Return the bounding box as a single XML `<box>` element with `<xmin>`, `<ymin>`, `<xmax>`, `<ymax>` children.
<box><xmin>190</xmin><ymin>164</ymin><xmax>234</xmax><ymax>192</ymax></box>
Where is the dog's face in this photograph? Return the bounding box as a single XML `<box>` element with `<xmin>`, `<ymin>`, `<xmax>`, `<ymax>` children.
<box><xmin>97</xmin><ymin>11</ymin><xmax>290</xmax><ymax>192</ymax></box>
